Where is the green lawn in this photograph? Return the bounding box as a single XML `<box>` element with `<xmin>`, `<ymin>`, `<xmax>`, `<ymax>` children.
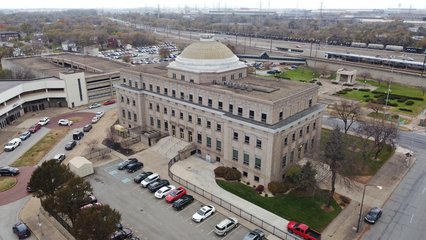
<box><xmin>216</xmin><ymin>180</ymin><xmax>341</xmax><ymax>231</ymax></box>
<box><xmin>276</xmin><ymin>67</ymin><xmax>320</xmax><ymax>81</ymax></box>
<box><xmin>320</xmin><ymin>129</ymin><xmax>394</xmax><ymax>176</ymax></box>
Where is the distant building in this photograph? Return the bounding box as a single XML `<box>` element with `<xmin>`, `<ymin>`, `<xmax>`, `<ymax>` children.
<box><xmin>335</xmin><ymin>68</ymin><xmax>357</xmax><ymax>85</ymax></box>
<box><xmin>61</xmin><ymin>40</ymin><xmax>78</xmax><ymax>52</ymax></box>
<box><xmin>0</xmin><ymin>31</ymin><xmax>20</xmax><ymax>42</ymax></box>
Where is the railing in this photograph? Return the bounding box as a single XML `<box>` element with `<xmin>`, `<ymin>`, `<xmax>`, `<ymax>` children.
<box><xmin>167</xmin><ymin>158</ymin><xmax>300</xmax><ymax>240</ymax></box>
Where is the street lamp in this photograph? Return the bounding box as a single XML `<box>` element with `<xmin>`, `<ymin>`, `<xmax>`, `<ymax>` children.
<box><xmin>356</xmin><ymin>184</ymin><xmax>383</xmax><ymax>232</ymax></box>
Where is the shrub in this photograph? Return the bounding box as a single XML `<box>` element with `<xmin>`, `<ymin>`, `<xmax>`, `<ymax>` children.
<box><xmin>358</xmin><ymin>88</ymin><xmax>370</xmax><ymax>92</ymax></box>
<box><xmin>363</xmin><ymin>95</ymin><xmax>370</xmax><ymax>98</ymax></box>
<box><xmin>391</xmin><ymin>114</ymin><xmax>399</xmax><ymax>119</ymax></box>
<box><xmin>214</xmin><ymin>166</ymin><xmax>241</xmax><ymax>181</ymax></box>
<box><xmin>214</xmin><ymin>166</ymin><xmax>228</xmax><ymax>178</ymax></box>
<box><xmin>246</xmin><ymin>181</ymin><xmax>250</xmax><ymax>185</ymax></box>
<box><xmin>316</xmin><ymin>82</ymin><xmax>322</xmax><ymax>86</ymax></box>
<box><xmin>267</xmin><ymin>181</ymin><xmax>289</xmax><ymax>194</ymax></box>
<box><xmin>397</xmin><ymin>97</ymin><xmax>407</xmax><ymax>103</ymax></box>
<box><xmin>399</xmin><ymin>108</ymin><xmax>413</xmax><ymax>112</ymax></box>
<box><xmin>406</xmin><ymin>100</ymin><xmax>414</xmax><ymax>105</ymax></box>
<box><xmin>374</xmin><ymin>94</ymin><xmax>383</xmax><ymax>98</ymax></box>
<box><xmin>387</xmin><ymin>102</ymin><xmax>398</xmax><ymax>107</ymax></box>
<box><xmin>255</xmin><ymin>185</ymin><xmax>265</xmax><ymax>193</ymax></box>
<box><xmin>331</xmin><ymin>81</ymin><xmax>339</xmax><ymax>85</ymax></box>
<box><xmin>343</xmin><ymin>88</ymin><xmax>353</xmax><ymax>91</ymax></box>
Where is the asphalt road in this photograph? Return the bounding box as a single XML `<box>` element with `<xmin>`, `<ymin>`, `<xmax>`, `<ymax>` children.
<box><xmin>0</xmin><ymin>196</ymin><xmax>35</xmax><ymax>240</ymax></box>
<box><xmin>88</xmin><ymin>160</ymin><xmax>250</xmax><ymax>240</ymax></box>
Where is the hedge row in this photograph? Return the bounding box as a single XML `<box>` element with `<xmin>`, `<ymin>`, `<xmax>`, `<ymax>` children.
<box><xmin>267</xmin><ymin>181</ymin><xmax>289</xmax><ymax>194</ymax></box>
<box><xmin>214</xmin><ymin>166</ymin><xmax>242</xmax><ymax>181</ymax></box>
<box><xmin>371</xmin><ymin>90</ymin><xmax>424</xmax><ymax>101</ymax></box>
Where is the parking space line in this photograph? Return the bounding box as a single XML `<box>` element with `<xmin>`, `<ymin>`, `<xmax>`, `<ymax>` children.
<box><xmin>121</xmin><ymin>178</ymin><xmax>131</xmax><ymax>183</ymax></box>
<box><xmin>175</xmin><ymin>205</ymin><xmax>195</xmax><ymax>215</ymax></box>
<box><xmin>207</xmin><ymin>229</ymin><xmax>215</xmax><ymax>235</ymax></box>
<box><xmin>195</xmin><ymin>217</ymin><xmax>212</xmax><ymax>228</ymax></box>
<box><xmin>222</xmin><ymin>225</ymin><xmax>241</xmax><ymax>240</ymax></box>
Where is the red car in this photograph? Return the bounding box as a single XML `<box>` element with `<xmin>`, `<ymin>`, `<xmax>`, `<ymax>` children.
<box><xmin>103</xmin><ymin>99</ymin><xmax>116</xmax><ymax>105</ymax></box>
<box><xmin>28</xmin><ymin>124</ymin><xmax>41</xmax><ymax>133</ymax></box>
<box><xmin>165</xmin><ymin>186</ymin><xmax>187</xmax><ymax>203</ymax></box>
<box><xmin>287</xmin><ymin>221</ymin><xmax>321</xmax><ymax>240</ymax></box>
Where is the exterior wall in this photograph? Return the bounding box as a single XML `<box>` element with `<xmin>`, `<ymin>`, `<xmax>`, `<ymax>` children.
<box><xmin>168</xmin><ymin>68</ymin><xmax>248</xmax><ymax>84</ymax></box>
<box><xmin>60</xmin><ymin>72</ymin><xmax>88</xmax><ymax>108</ymax></box>
<box><xmin>85</xmin><ymin>72</ymin><xmax>120</xmax><ymax>103</ymax></box>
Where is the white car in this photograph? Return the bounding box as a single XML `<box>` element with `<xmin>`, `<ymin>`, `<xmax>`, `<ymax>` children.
<box><xmin>4</xmin><ymin>138</ymin><xmax>22</xmax><ymax>152</ymax></box>
<box><xmin>58</xmin><ymin>119</ymin><xmax>73</xmax><ymax>126</ymax></box>
<box><xmin>96</xmin><ymin>111</ymin><xmax>104</xmax><ymax>118</ymax></box>
<box><xmin>141</xmin><ymin>173</ymin><xmax>160</xmax><ymax>187</ymax></box>
<box><xmin>91</xmin><ymin>116</ymin><xmax>100</xmax><ymax>124</ymax></box>
<box><xmin>38</xmin><ymin>117</ymin><xmax>50</xmax><ymax>126</ymax></box>
<box><xmin>192</xmin><ymin>205</ymin><xmax>216</xmax><ymax>222</ymax></box>
<box><xmin>155</xmin><ymin>185</ymin><xmax>176</xmax><ymax>199</ymax></box>
<box><xmin>88</xmin><ymin>103</ymin><xmax>101</xmax><ymax>109</ymax></box>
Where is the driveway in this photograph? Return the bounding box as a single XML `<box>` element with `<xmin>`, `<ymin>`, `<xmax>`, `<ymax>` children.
<box><xmin>48</xmin><ymin>112</ymin><xmax>95</xmax><ymax>130</ymax></box>
<box><xmin>0</xmin><ymin>166</ymin><xmax>35</xmax><ymax>206</ymax></box>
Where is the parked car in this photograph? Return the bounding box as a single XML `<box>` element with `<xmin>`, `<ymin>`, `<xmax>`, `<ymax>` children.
<box><xmin>83</xmin><ymin>124</ymin><xmax>93</xmax><ymax>132</ymax></box>
<box><xmin>73</xmin><ymin>130</ymin><xmax>84</xmax><ymax>140</ymax></box>
<box><xmin>134</xmin><ymin>171</ymin><xmax>153</xmax><ymax>183</ymax></box>
<box><xmin>4</xmin><ymin>138</ymin><xmax>22</xmax><ymax>152</ymax></box>
<box><xmin>26</xmin><ymin>183</ymin><xmax>35</xmax><ymax>193</ymax></box>
<box><xmin>214</xmin><ymin>217</ymin><xmax>239</xmax><ymax>236</ymax></box>
<box><xmin>148</xmin><ymin>179</ymin><xmax>170</xmax><ymax>193</ymax></box>
<box><xmin>19</xmin><ymin>131</ymin><xmax>31</xmax><ymax>141</ymax></box>
<box><xmin>364</xmin><ymin>207</ymin><xmax>382</xmax><ymax>224</ymax></box>
<box><xmin>165</xmin><ymin>186</ymin><xmax>187</xmax><ymax>203</ymax></box>
<box><xmin>58</xmin><ymin>119</ymin><xmax>72</xmax><ymax>126</ymax></box>
<box><xmin>0</xmin><ymin>166</ymin><xmax>20</xmax><ymax>176</ymax></box>
<box><xmin>96</xmin><ymin>111</ymin><xmax>105</xmax><ymax>118</ymax></box>
<box><xmin>118</xmin><ymin>158</ymin><xmax>138</xmax><ymax>170</ymax></box>
<box><xmin>88</xmin><ymin>103</ymin><xmax>101</xmax><ymax>109</ymax></box>
<box><xmin>65</xmin><ymin>140</ymin><xmax>77</xmax><ymax>150</ymax></box>
<box><xmin>266</xmin><ymin>69</ymin><xmax>281</xmax><ymax>74</ymax></box>
<box><xmin>192</xmin><ymin>205</ymin><xmax>215</xmax><ymax>222</ymax></box>
<box><xmin>243</xmin><ymin>229</ymin><xmax>265</xmax><ymax>240</ymax></box>
<box><xmin>172</xmin><ymin>194</ymin><xmax>194</xmax><ymax>210</ymax></box>
<box><xmin>103</xmin><ymin>99</ymin><xmax>116</xmax><ymax>105</ymax></box>
<box><xmin>127</xmin><ymin>162</ymin><xmax>144</xmax><ymax>173</ymax></box>
<box><xmin>287</xmin><ymin>221</ymin><xmax>321</xmax><ymax>240</ymax></box>
<box><xmin>28</xmin><ymin>124</ymin><xmax>41</xmax><ymax>133</ymax></box>
<box><xmin>38</xmin><ymin>117</ymin><xmax>50</xmax><ymax>126</ymax></box>
<box><xmin>110</xmin><ymin>228</ymin><xmax>133</xmax><ymax>240</ymax></box>
<box><xmin>51</xmin><ymin>153</ymin><xmax>66</xmax><ymax>163</ymax></box>
<box><xmin>141</xmin><ymin>173</ymin><xmax>160</xmax><ymax>187</ymax></box>
<box><xmin>80</xmin><ymin>202</ymin><xmax>103</xmax><ymax>210</ymax></box>
<box><xmin>12</xmin><ymin>222</ymin><xmax>31</xmax><ymax>239</ymax></box>
<box><xmin>80</xmin><ymin>195</ymin><xmax>97</xmax><ymax>207</ymax></box>
<box><xmin>154</xmin><ymin>185</ymin><xmax>176</xmax><ymax>199</ymax></box>
<box><xmin>91</xmin><ymin>116</ymin><xmax>100</xmax><ymax>124</ymax></box>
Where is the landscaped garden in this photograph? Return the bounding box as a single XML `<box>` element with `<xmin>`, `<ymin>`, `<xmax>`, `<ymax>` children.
<box><xmin>275</xmin><ymin>66</ymin><xmax>320</xmax><ymax>81</ymax></box>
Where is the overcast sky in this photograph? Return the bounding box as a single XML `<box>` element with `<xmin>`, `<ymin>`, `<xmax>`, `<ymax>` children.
<box><xmin>1</xmin><ymin>0</ymin><xmax>425</xmax><ymax>10</ymax></box>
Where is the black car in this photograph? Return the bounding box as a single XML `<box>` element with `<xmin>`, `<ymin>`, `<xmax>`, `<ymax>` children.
<box><xmin>0</xmin><ymin>166</ymin><xmax>20</xmax><ymax>176</ymax></box>
<box><xmin>117</xmin><ymin>158</ymin><xmax>138</xmax><ymax>170</ymax></box>
<box><xmin>26</xmin><ymin>183</ymin><xmax>35</xmax><ymax>193</ymax></box>
<box><xmin>80</xmin><ymin>195</ymin><xmax>97</xmax><ymax>207</ymax></box>
<box><xmin>83</xmin><ymin>124</ymin><xmax>93</xmax><ymax>132</ymax></box>
<box><xmin>148</xmin><ymin>179</ymin><xmax>170</xmax><ymax>193</ymax></box>
<box><xmin>110</xmin><ymin>228</ymin><xmax>133</xmax><ymax>240</ymax></box>
<box><xmin>364</xmin><ymin>207</ymin><xmax>382</xmax><ymax>224</ymax></box>
<box><xmin>12</xmin><ymin>222</ymin><xmax>31</xmax><ymax>239</ymax></box>
<box><xmin>134</xmin><ymin>171</ymin><xmax>153</xmax><ymax>183</ymax></box>
<box><xmin>65</xmin><ymin>140</ymin><xmax>77</xmax><ymax>150</ymax></box>
<box><xmin>73</xmin><ymin>130</ymin><xmax>84</xmax><ymax>140</ymax></box>
<box><xmin>127</xmin><ymin>162</ymin><xmax>143</xmax><ymax>173</ymax></box>
<box><xmin>243</xmin><ymin>229</ymin><xmax>265</xmax><ymax>240</ymax></box>
<box><xmin>172</xmin><ymin>194</ymin><xmax>194</xmax><ymax>210</ymax></box>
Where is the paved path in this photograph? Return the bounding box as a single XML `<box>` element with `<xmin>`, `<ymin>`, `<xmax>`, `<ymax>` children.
<box><xmin>0</xmin><ymin>166</ymin><xmax>35</xmax><ymax>206</ymax></box>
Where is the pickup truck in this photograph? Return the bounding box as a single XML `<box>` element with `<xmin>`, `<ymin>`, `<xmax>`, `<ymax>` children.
<box><xmin>287</xmin><ymin>221</ymin><xmax>321</xmax><ymax>240</ymax></box>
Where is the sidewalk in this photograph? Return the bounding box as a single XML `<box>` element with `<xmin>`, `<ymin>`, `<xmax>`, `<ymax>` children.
<box><xmin>320</xmin><ymin>145</ymin><xmax>415</xmax><ymax>240</ymax></box>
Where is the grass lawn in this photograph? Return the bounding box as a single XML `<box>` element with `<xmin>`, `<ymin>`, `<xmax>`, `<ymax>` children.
<box><xmin>216</xmin><ymin>180</ymin><xmax>341</xmax><ymax>231</ymax></box>
<box><xmin>0</xmin><ymin>177</ymin><xmax>17</xmax><ymax>192</ymax></box>
<box><xmin>11</xmin><ymin>128</ymin><xmax>69</xmax><ymax>167</ymax></box>
<box><xmin>320</xmin><ymin>129</ymin><xmax>394</xmax><ymax>176</ymax></box>
<box><xmin>276</xmin><ymin>66</ymin><xmax>320</xmax><ymax>81</ymax></box>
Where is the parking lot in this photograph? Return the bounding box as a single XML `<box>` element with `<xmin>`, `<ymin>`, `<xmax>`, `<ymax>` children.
<box><xmin>88</xmin><ymin>160</ymin><xmax>250</xmax><ymax>240</ymax></box>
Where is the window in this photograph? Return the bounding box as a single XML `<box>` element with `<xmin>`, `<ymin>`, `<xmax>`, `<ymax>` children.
<box><xmin>172</xmin><ymin>73</ymin><xmax>176</xmax><ymax>79</ymax></box>
<box><xmin>309</xmin><ymin>99</ymin><xmax>312</xmax><ymax>107</ymax></box>
<box><xmin>164</xmin><ymin>107</ymin><xmax>168</xmax><ymax>114</ymax></box>
<box><xmin>190</xmin><ymin>79</ymin><xmax>194</xmax><ymax>83</ymax></box>
<box><xmin>279</xmin><ymin>111</ymin><xmax>283</xmax><ymax>121</ymax></box>
<box><xmin>232</xmin><ymin>149</ymin><xmax>238</xmax><ymax>161</ymax></box>
<box><xmin>133</xmin><ymin>113</ymin><xmax>137</xmax><ymax>122</ymax></box>
<box><xmin>122</xmin><ymin>109</ymin><xmax>125</xmax><ymax>117</ymax></box>
<box><xmin>150</xmin><ymin>117</ymin><xmax>154</xmax><ymax>126</ymax></box>
<box><xmin>307</xmin><ymin>126</ymin><xmax>310</xmax><ymax>133</ymax></box>
<box><xmin>132</xmin><ymin>100</ymin><xmax>136</xmax><ymax>106</ymax></box>
<box><xmin>179</xmin><ymin>112</ymin><xmax>184</xmax><ymax>120</ymax></box>
<box><xmin>198</xmin><ymin>96</ymin><xmax>203</xmax><ymax>104</ymax></box>
<box><xmin>231</xmin><ymin>74</ymin><xmax>235</xmax><ymax>80</ymax></box>
<box><xmin>149</xmin><ymin>103</ymin><xmax>153</xmax><ymax>110</ymax></box>
<box><xmin>261</xmin><ymin>113</ymin><xmax>267</xmax><ymax>123</ymax></box>
<box><xmin>229</xmin><ymin>104</ymin><xmax>233</xmax><ymax>113</ymax></box>
<box><xmin>121</xmin><ymin>96</ymin><xmax>124</xmax><ymax>102</ymax></box>
<box><xmin>255</xmin><ymin>156</ymin><xmax>261</xmax><ymax>170</ymax></box>
<box><xmin>180</xmin><ymin>92</ymin><xmax>184</xmax><ymax>99</ymax></box>
<box><xmin>256</xmin><ymin>139</ymin><xmax>262</xmax><ymax>149</ymax></box>
<box><xmin>189</xmin><ymin>94</ymin><xmax>193</xmax><ymax>102</ymax></box>
<box><xmin>156</xmin><ymin>104</ymin><xmax>160</xmax><ymax>112</ymax></box>
<box><xmin>180</xmin><ymin>128</ymin><xmax>184</xmax><ymax>139</ymax></box>
<box><xmin>222</xmin><ymin>76</ymin><xmax>226</xmax><ymax>81</ymax></box>
<box><xmin>127</xmin><ymin>98</ymin><xmax>130</xmax><ymax>104</ymax></box>
<box><xmin>282</xmin><ymin>155</ymin><xmax>287</xmax><ymax>168</ymax></box>
<box><xmin>313</xmin><ymin>122</ymin><xmax>316</xmax><ymax>129</ymax></box>
<box><xmin>218</xmin><ymin>101</ymin><xmax>223</xmax><ymax>110</ymax></box>
<box><xmin>284</xmin><ymin>137</ymin><xmax>288</xmax><ymax>146</ymax></box>
<box><xmin>254</xmin><ymin>176</ymin><xmax>259</xmax><ymax>182</ymax></box>
<box><xmin>164</xmin><ymin>88</ymin><xmax>168</xmax><ymax>95</ymax></box>
<box><xmin>157</xmin><ymin>119</ymin><xmax>161</xmax><ymax>129</ymax></box>
<box><xmin>249</xmin><ymin>110</ymin><xmax>254</xmax><ymax>120</ymax></box>
<box><xmin>129</xmin><ymin>80</ymin><xmax>132</xmax><ymax>87</ymax></box>
<box><xmin>172</xmin><ymin>110</ymin><xmax>175</xmax><ymax>117</ymax></box>
<box><xmin>233</xmin><ymin>132</ymin><xmax>239</xmax><ymax>141</ymax></box>
<box><xmin>311</xmin><ymin>138</ymin><xmax>315</xmax><ymax>149</ymax></box>
<box><xmin>149</xmin><ymin>84</ymin><xmax>153</xmax><ymax>91</ymax></box>
<box><xmin>206</xmin><ymin>120</ymin><xmax>211</xmax><ymax>128</ymax></box>
<box><xmin>188</xmin><ymin>131</ymin><xmax>192</xmax><ymax>142</ymax></box>
<box><xmin>172</xmin><ymin>125</ymin><xmax>176</xmax><ymax>136</ymax></box>
<box><xmin>142</xmin><ymin>82</ymin><xmax>145</xmax><ymax>89</ymax></box>
<box><xmin>216</xmin><ymin>124</ymin><xmax>222</xmax><ymax>132</ymax></box>
<box><xmin>127</xmin><ymin>111</ymin><xmax>131</xmax><ymax>120</ymax></box>
<box><xmin>239</xmin><ymin>72</ymin><xmax>243</xmax><ymax>78</ymax></box>
<box><xmin>299</xmin><ymin>129</ymin><xmax>303</xmax><ymax>137</ymax></box>
<box><xmin>135</xmin><ymin>82</ymin><xmax>138</xmax><ymax>88</ymax></box>
<box><xmin>290</xmin><ymin>150</ymin><xmax>294</xmax><ymax>162</ymax></box>
<box><xmin>216</xmin><ymin>156</ymin><xmax>221</xmax><ymax>162</ymax></box>
<box><xmin>197</xmin><ymin>117</ymin><xmax>201</xmax><ymax>125</ymax></box>
<box><xmin>244</xmin><ymin>135</ymin><xmax>250</xmax><ymax>144</ymax></box>
<box><xmin>157</xmin><ymin>86</ymin><xmax>160</xmax><ymax>93</ymax></box>
<box><xmin>216</xmin><ymin>139</ymin><xmax>221</xmax><ymax>151</ymax></box>
<box><xmin>238</xmin><ymin>107</ymin><xmax>243</xmax><ymax>116</ymax></box>
<box><xmin>208</xmin><ymin>98</ymin><xmax>212</xmax><ymax>107</ymax></box>
<box><xmin>292</xmin><ymin>133</ymin><xmax>296</xmax><ymax>141</ymax></box>
<box><xmin>243</xmin><ymin>153</ymin><xmax>249</xmax><ymax>165</ymax></box>
<box><xmin>123</xmin><ymin>78</ymin><xmax>126</xmax><ymax>83</ymax></box>
<box><xmin>172</xmin><ymin>90</ymin><xmax>176</xmax><ymax>97</ymax></box>
<box><xmin>206</xmin><ymin>136</ymin><xmax>211</xmax><ymax>147</ymax></box>
<box><xmin>243</xmin><ymin>171</ymin><xmax>248</xmax><ymax>177</ymax></box>
<box><xmin>188</xmin><ymin>115</ymin><xmax>192</xmax><ymax>123</ymax></box>
<box><xmin>181</xmin><ymin>75</ymin><xmax>185</xmax><ymax>81</ymax></box>
<box><xmin>197</xmin><ymin>133</ymin><xmax>202</xmax><ymax>144</ymax></box>
<box><xmin>164</xmin><ymin>121</ymin><xmax>169</xmax><ymax>131</ymax></box>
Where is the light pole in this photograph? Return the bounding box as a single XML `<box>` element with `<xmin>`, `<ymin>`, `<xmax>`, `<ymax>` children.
<box><xmin>357</xmin><ymin>184</ymin><xmax>383</xmax><ymax>232</ymax></box>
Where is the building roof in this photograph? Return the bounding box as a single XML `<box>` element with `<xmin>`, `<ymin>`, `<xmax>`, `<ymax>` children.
<box><xmin>69</xmin><ymin>156</ymin><xmax>91</xmax><ymax>168</ymax></box>
<box><xmin>0</xmin><ymin>80</ymin><xmax>28</xmax><ymax>93</ymax></box>
<box><xmin>179</xmin><ymin>37</ymin><xmax>234</xmax><ymax>60</ymax></box>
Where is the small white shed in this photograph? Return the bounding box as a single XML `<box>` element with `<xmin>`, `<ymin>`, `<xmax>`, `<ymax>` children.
<box><xmin>69</xmin><ymin>156</ymin><xmax>94</xmax><ymax>177</ymax></box>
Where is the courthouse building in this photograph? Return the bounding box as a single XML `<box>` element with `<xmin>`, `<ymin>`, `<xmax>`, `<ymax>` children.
<box><xmin>116</xmin><ymin>35</ymin><xmax>325</xmax><ymax>185</ymax></box>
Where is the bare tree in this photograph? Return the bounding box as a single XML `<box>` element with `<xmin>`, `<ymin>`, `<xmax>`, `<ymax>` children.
<box><xmin>357</xmin><ymin>119</ymin><xmax>398</xmax><ymax>159</ymax></box>
<box><xmin>87</xmin><ymin>139</ymin><xmax>99</xmax><ymax>155</ymax></box>
<box><xmin>333</xmin><ymin>100</ymin><xmax>360</xmax><ymax>134</ymax></box>
<box><xmin>366</xmin><ymin>101</ymin><xmax>384</xmax><ymax>115</ymax></box>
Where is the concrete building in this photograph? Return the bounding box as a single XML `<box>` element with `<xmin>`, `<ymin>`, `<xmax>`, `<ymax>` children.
<box><xmin>335</xmin><ymin>68</ymin><xmax>357</xmax><ymax>85</ymax></box>
<box><xmin>115</xmin><ymin>35</ymin><xmax>325</xmax><ymax>185</ymax></box>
